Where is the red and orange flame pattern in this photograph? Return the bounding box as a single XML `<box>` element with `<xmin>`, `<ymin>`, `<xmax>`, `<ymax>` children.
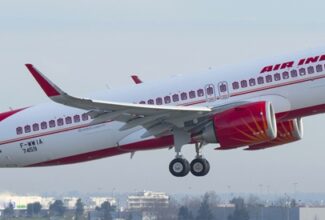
<box><xmin>246</xmin><ymin>119</ymin><xmax>301</xmax><ymax>150</ymax></box>
<box><xmin>214</xmin><ymin>101</ymin><xmax>275</xmax><ymax>150</ymax></box>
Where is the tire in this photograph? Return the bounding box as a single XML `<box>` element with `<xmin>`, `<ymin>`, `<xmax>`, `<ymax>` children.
<box><xmin>203</xmin><ymin>159</ymin><xmax>210</xmax><ymax>176</ymax></box>
<box><xmin>169</xmin><ymin>158</ymin><xmax>190</xmax><ymax>177</ymax></box>
<box><xmin>190</xmin><ymin>158</ymin><xmax>210</xmax><ymax>176</ymax></box>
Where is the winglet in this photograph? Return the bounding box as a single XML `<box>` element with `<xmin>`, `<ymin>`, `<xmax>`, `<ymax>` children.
<box><xmin>131</xmin><ymin>75</ymin><xmax>143</xmax><ymax>84</ymax></box>
<box><xmin>25</xmin><ymin>64</ymin><xmax>64</xmax><ymax>97</ymax></box>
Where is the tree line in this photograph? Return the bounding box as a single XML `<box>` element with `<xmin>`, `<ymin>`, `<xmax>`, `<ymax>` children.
<box><xmin>0</xmin><ymin>192</ymin><xmax>298</xmax><ymax>220</ymax></box>
<box><xmin>1</xmin><ymin>198</ymin><xmax>116</xmax><ymax>220</ymax></box>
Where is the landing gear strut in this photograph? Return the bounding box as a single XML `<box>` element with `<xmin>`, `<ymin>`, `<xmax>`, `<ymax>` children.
<box><xmin>190</xmin><ymin>142</ymin><xmax>210</xmax><ymax>176</ymax></box>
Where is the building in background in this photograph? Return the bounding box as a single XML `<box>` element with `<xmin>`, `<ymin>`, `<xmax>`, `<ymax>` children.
<box><xmin>0</xmin><ymin>193</ymin><xmax>118</xmax><ymax>211</ymax></box>
<box><xmin>127</xmin><ymin>191</ymin><xmax>169</xmax><ymax>210</ymax></box>
<box><xmin>63</xmin><ymin>197</ymin><xmax>79</xmax><ymax>210</ymax></box>
<box><xmin>0</xmin><ymin>193</ymin><xmax>54</xmax><ymax>210</ymax></box>
<box><xmin>0</xmin><ymin>192</ymin><xmax>325</xmax><ymax>220</ymax></box>
<box><xmin>88</xmin><ymin>197</ymin><xmax>117</xmax><ymax>209</ymax></box>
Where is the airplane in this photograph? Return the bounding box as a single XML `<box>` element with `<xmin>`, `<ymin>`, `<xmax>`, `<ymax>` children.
<box><xmin>1</xmin><ymin>48</ymin><xmax>325</xmax><ymax>177</ymax></box>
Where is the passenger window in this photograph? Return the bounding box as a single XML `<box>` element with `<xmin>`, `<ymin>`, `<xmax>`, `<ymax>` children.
<box><xmin>41</xmin><ymin>122</ymin><xmax>47</xmax><ymax>130</ymax></box>
<box><xmin>164</xmin><ymin>96</ymin><xmax>171</xmax><ymax>104</ymax></box>
<box><xmin>189</xmin><ymin>91</ymin><xmax>196</xmax><ymax>99</ymax></box>
<box><xmin>65</xmin><ymin>117</ymin><xmax>72</xmax><ymax>124</ymax></box>
<box><xmin>290</xmin><ymin>69</ymin><xmax>298</xmax><ymax>78</ymax></box>
<box><xmin>24</xmin><ymin>125</ymin><xmax>31</xmax><ymax>133</ymax></box>
<box><xmin>16</xmin><ymin>127</ymin><xmax>23</xmax><ymax>135</ymax></box>
<box><xmin>172</xmin><ymin>94</ymin><xmax>179</xmax><ymax>102</ymax></box>
<box><xmin>32</xmin><ymin>123</ymin><xmax>39</xmax><ymax>131</ymax></box>
<box><xmin>57</xmin><ymin>118</ymin><xmax>64</xmax><ymax>126</ymax></box>
<box><xmin>307</xmin><ymin>66</ymin><xmax>315</xmax><ymax>74</ymax></box>
<box><xmin>299</xmin><ymin>68</ymin><xmax>306</xmax><ymax>76</ymax></box>
<box><xmin>148</xmin><ymin>99</ymin><xmax>154</xmax><ymax>105</ymax></box>
<box><xmin>156</xmin><ymin>98</ymin><xmax>162</xmax><ymax>105</ymax></box>
<box><xmin>266</xmin><ymin>75</ymin><xmax>272</xmax><ymax>83</ymax></box>
<box><xmin>82</xmin><ymin>114</ymin><xmax>89</xmax><ymax>121</ymax></box>
<box><xmin>316</xmin><ymin>64</ymin><xmax>323</xmax><ymax>72</ymax></box>
<box><xmin>257</xmin><ymin>77</ymin><xmax>264</xmax><ymax>84</ymax></box>
<box><xmin>274</xmin><ymin>73</ymin><xmax>281</xmax><ymax>81</ymax></box>
<box><xmin>282</xmin><ymin>71</ymin><xmax>289</xmax><ymax>79</ymax></box>
<box><xmin>232</xmin><ymin>82</ymin><xmax>239</xmax><ymax>90</ymax></box>
<box><xmin>49</xmin><ymin>120</ymin><xmax>56</xmax><ymax>128</ymax></box>
<box><xmin>181</xmin><ymin>92</ymin><xmax>188</xmax><ymax>100</ymax></box>
<box><xmin>240</xmin><ymin>80</ymin><xmax>247</xmax><ymax>88</ymax></box>
<box><xmin>249</xmin><ymin>78</ymin><xmax>256</xmax><ymax>86</ymax></box>
<box><xmin>74</xmin><ymin>115</ymin><xmax>80</xmax><ymax>123</ymax></box>
<box><xmin>206</xmin><ymin>86</ymin><xmax>214</xmax><ymax>95</ymax></box>
<box><xmin>197</xmin><ymin>89</ymin><xmax>204</xmax><ymax>97</ymax></box>
<box><xmin>139</xmin><ymin>101</ymin><xmax>145</xmax><ymax>104</ymax></box>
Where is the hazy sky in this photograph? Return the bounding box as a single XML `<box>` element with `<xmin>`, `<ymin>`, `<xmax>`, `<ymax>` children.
<box><xmin>1</xmin><ymin>0</ymin><xmax>325</xmax><ymax>196</ymax></box>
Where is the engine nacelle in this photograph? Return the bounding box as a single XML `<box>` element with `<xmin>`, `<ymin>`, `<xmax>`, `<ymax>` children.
<box><xmin>200</xmin><ymin>101</ymin><xmax>277</xmax><ymax>149</ymax></box>
<box><xmin>246</xmin><ymin>118</ymin><xmax>303</xmax><ymax>150</ymax></box>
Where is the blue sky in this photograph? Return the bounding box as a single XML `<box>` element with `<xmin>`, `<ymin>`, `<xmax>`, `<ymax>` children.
<box><xmin>1</xmin><ymin>0</ymin><xmax>325</xmax><ymax>195</ymax></box>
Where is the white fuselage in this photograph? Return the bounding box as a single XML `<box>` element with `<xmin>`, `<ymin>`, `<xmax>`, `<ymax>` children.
<box><xmin>1</xmin><ymin>49</ymin><xmax>325</xmax><ymax>167</ymax></box>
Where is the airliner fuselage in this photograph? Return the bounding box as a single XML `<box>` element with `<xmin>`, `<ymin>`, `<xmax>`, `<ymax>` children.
<box><xmin>0</xmin><ymin>49</ymin><xmax>324</xmax><ymax>176</ymax></box>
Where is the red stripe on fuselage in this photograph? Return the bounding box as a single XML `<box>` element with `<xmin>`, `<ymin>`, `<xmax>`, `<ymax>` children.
<box><xmin>28</xmin><ymin>147</ymin><xmax>125</xmax><ymax>166</ymax></box>
<box><xmin>231</xmin><ymin>73</ymin><xmax>325</xmax><ymax>98</ymax></box>
<box><xmin>3</xmin><ymin>71</ymin><xmax>325</xmax><ymax>166</ymax></box>
<box><xmin>277</xmin><ymin>103</ymin><xmax>325</xmax><ymax>120</ymax></box>
<box><xmin>26</xmin><ymin>103</ymin><xmax>325</xmax><ymax>167</ymax></box>
<box><xmin>1</xmin><ymin>75</ymin><xmax>325</xmax><ymax>147</ymax></box>
<box><xmin>27</xmin><ymin>135</ymin><xmax>175</xmax><ymax>166</ymax></box>
<box><xmin>0</xmin><ymin>121</ymin><xmax>111</xmax><ymax>146</ymax></box>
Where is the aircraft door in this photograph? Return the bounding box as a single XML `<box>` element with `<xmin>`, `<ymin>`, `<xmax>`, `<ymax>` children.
<box><xmin>205</xmin><ymin>84</ymin><xmax>216</xmax><ymax>102</ymax></box>
<box><xmin>218</xmin><ymin>81</ymin><xmax>229</xmax><ymax>99</ymax></box>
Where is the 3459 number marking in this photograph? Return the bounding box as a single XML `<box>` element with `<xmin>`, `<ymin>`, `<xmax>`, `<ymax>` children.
<box><xmin>19</xmin><ymin>139</ymin><xmax>43</xmax><ymax>154</ymax></box>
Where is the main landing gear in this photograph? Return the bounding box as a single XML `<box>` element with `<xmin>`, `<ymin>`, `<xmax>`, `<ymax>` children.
<box><xmin>169</xmin><ymin>142</ymin><xmax>210</xmax><ymax>177</ymax></box>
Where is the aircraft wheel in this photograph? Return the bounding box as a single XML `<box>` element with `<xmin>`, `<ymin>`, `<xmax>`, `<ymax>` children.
<box><xmin>190</xmin><ymin>158</ymin><xmax>210</xmax><ymax>176</ymax></box>
<box><xmin>169</xmin><ymin>158</ymin><xmax>190</xmax><ymax>177</ymax></box>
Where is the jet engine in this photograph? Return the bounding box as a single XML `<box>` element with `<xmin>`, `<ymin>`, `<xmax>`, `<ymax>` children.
<box><xmin>246</xmin><ymin>118</ymin><xmax>303</xmax><ymax>150</ymax></box>
<box><xmin>198</xmin><ymin>101</ymin><xmax>277</xmax><ymax>149</ymax></box>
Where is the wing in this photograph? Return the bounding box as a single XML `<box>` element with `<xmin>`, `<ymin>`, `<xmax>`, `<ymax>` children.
<box><xmin>25</xmin><ymin>64</ymin><xmax>215</xmax><ymax>139</ymax></box>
